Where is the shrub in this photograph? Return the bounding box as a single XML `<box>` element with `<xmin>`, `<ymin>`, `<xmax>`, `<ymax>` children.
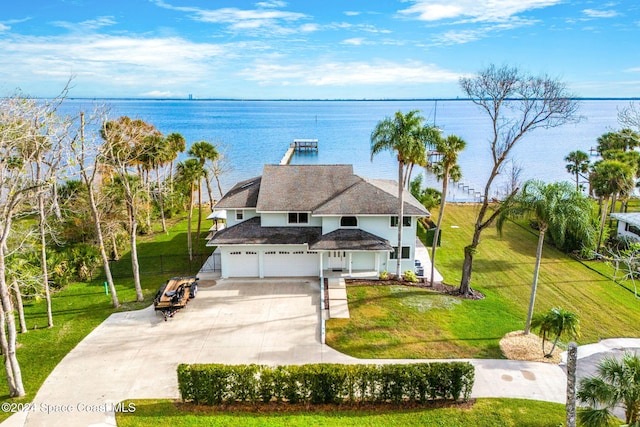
<box><xmin>379</xmin><ymin>270</ymin><xmax>389</xmax><ymax>280</ymax></box>
<box><xmin>178</xmin><ymin>362</ymin><xmax>474</xmax><ymax>405</ymax></box>
<box><xmin>404</xmin><ymin>270</ymin><xmax>418</xmax><ymax>283</ymax></box>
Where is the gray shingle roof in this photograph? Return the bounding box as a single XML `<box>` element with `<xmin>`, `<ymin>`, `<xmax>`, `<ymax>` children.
<box><xmin>256</xmin><ymin>164</ymin><xmax>359</xmax><ymax>212</ymax></box>
<box><xmin>309</xmin><ymin>228</ymin><xmax>392</xmax><ymax>251</ymax></box>
<box><xmin>214</xmin><ymin>176</ymin><xmax>261</xmax><ymax>209</ymax></box>
<box><xmin>208</xmin><ymin>217</ymin><xmax>322</xmax><ymax>246</ymax></box>
<box><xmin>217</xmin><ymin>165</ymin><xmax>430</xmax><ymax>216</ymax></box>
<box><xmin>313</xmin><ymin>177</ymin><xmax>429</xmax><ymax>216</ymax></box>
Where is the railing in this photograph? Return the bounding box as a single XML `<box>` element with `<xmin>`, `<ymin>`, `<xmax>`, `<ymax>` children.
<box><xmin>107</xmin><ymin>253</ymin><xmax>212</xmax><ymax>278</ymax></box>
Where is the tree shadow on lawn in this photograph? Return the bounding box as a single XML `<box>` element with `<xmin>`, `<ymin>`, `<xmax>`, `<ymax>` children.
<box><xmin>438</xmin><ymin>258</ymin><xmax>518</xmax><ymax>275</ymax></box>
<box><xmin>335</xmin><ymin>336</ymin><xmax>503</xmax><ymax>359</ymax></box>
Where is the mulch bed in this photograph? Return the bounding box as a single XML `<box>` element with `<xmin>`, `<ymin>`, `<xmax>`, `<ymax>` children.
<box><xmin>345</xmin><ymin>279</ymin><xmax>485</xmax><ymax>300</ymax></box>
<box><xmin>175</xmin><ymin>399</ymin><xmax>476</xmax><ymax>414</ymax></box>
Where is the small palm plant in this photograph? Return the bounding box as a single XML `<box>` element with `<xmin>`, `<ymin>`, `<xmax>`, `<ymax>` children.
<box><xmin>530</xmin><ymin>307</ymin><xmax>580</xmax><ymax>358</ymax></box>
<box><xmin>577</xmin><ymin>351</ymin><xmax>640</xmax><ymax>427</ymax></box>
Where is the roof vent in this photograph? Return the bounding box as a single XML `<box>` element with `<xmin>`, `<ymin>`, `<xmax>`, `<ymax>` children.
<box><xmin>240</xmin><ymin>181</ymin><xmax>255</xmax><ymax>189</ymax></box>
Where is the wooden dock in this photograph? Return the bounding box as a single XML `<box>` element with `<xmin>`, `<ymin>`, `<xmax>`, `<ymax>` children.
<box><xmin>293</xmin><ymin>139</ymin><xmax>318</xmax><ymax>151</ymax></box>
<box><xmin>280</xmin><ymin>139</ymin><xmax>319</xmax><ymax>165</ymax></box>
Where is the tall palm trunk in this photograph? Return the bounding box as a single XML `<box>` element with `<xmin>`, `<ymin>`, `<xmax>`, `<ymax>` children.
<box><xmin>196</xmin><ymin>181</ymin><xmax>203</xmax><ymax>254</ymax></box>
<box><xmin>156</xmin><ymin>168</ymin><xmax>167</xmax><ymax>233</ymax></box>
<box><xmin>430</xmin><ymin>166</ymin><xmax>449</xmax><ymax>286</ymax></box>
<box><xmin>396</xmin><ymin>161</ymin><xmax>404</xmax><ymax>278</ymax></box>
<box><xmin>596</xmin><ymin>196</ymin><xmax>610</xmax><ymax>251</ymax></box>
<box><xmin>525</xmin><ymin>226</ymin><xmax>546</xmax><ymax>334</ymax></box>
<box><xmin>187</xmin><ymin>182</ymin><xmax>194</xmax><ymax>261</ymax></box>
<box><xmin>204</xmin><ymin>172</ymin><xmax>215</xmax><ymax>210</ymax></box>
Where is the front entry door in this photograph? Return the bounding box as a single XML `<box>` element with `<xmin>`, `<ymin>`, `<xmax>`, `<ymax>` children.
<box><xmin>328</xmin><ymin>251</ymin><xmax>346</xmax><ymax>271</ymax></box>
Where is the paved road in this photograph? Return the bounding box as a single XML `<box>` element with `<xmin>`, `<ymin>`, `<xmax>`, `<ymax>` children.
<box><xmin>1</xmin><ymin>279</ymin><xmax>576</xmax><ymax>426</ymax></box>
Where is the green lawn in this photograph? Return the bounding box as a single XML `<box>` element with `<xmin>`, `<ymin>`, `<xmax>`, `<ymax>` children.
<box><xmin>116</xmin><ymin>398</ymin><xmax>566</xmax><ymax>427</ymax></box>
<box><xmin>327</xmin><ymin>203</ymin><xmax>640</xmax><ymax>359</ymax></box>
<box><xmin>0</xmin><ymin>212</ymin><xmax>212</xmax><ymax>421</ymax></box>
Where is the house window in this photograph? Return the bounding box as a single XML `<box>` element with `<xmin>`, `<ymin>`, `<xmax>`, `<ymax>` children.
<box><xmin>390</xmin><ymin>246</ymin><xmax>411</xmax><ymax>259</ymax></box>
<box><xmin>293</xmin><ymin>251</ymin><xmax>305</xmax><ymax>254</ymax></box>
<box><xmin>628</xmin><ymin>224</ymin><xmax>640</xmax><ymax>236</ymax></box>
<box><xmin>279</xmin><ymin>251</ymin><xmax>290</xmax><ymax>255</ymax></box>
<box><xmin>235</xmin><ymin>210</ymin><xmax>244</xmax><ymax>221</ymax></box>
<box><xmin>288</xmin><ymin>212</ymin><xmax>309</xmax><ymax>224</ymax></box>
<box><xmin>390</xmin><ymin>216</ymin><xmax>411</xmax><ymax>227</ymax></box>
<box><xmin>230</xmin><ymin>251</ymin><xmax>241</xmax><ymax>255</ymax></box>
<box><xmin>265</xmin><ymin>251</ymin><xmax>276</xmax><ymax>255</ymax></box>
<box><xmin>340</xmin><ymin>216</ymin><xmax>358</xmax><ymax>227</ymax></box>
<box><xmin>245</xmin><ymin>251</ymin><xmax>257</xmax><ymax>255</ymax></box>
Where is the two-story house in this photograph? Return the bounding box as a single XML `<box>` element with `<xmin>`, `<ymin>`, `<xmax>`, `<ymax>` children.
<box><xmin>207</xmin><ymin>164</ymin><xmax>429</xmax><ymax>280</ymax></box>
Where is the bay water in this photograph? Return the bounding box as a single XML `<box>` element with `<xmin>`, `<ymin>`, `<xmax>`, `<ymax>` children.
<box><xmin>61</xmin><ymin>99</ymin><xmax>630</xmax><ymax>200</ymax></box>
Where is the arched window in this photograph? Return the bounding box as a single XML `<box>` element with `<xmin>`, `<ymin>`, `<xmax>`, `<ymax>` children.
<box><xmin>340</xmin><ymin>216</ymin><xmax>358</xmax><ymax>227</ymax></box>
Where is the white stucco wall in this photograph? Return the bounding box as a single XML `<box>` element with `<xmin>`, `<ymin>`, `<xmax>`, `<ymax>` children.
<box><xmin>321</xmin><ymin>215</ymin><xmax>417</xmax><ymax>247</ymax></box>
<box><xmin>225</xmin><ymin>209</ymin><xmax>257</xmax><ymax>228</ymax></box>
<box><xmin>260</xmin><ymin>212</ymin><xmax>321</xmax><ymax>227</ymax></box>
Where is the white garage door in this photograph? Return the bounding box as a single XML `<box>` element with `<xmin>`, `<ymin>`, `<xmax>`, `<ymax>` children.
<box><xmin>264</xmin><ymin>251</ymin><xmax>318</xmax><ymax>277</ymax></box>
<box><xmin>225</xmin><ymin>251</ymin><xmax>259</xmax><ymax>277</ymax></box>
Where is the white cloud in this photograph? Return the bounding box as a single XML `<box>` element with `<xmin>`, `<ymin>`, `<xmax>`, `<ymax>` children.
<box><xmin>0</xmin><ymin>23</ymin><xmax>9</xmax><ymax>33</ymax></box>
<box><xmin>399</xmin><ymin>0</ymin><xmax>561</xmax><ymax>22</ymax></box>
<box><xmin>140</xmin><ymin>90</ymin><xmax>180</xmax><ymax>98</ymax></box>
<box><xmin>434</xmin><ymin>17</ymin><xmax>537</xmax><ymax>45</ymax></box>
<box><xmin>152</xmin><ymin>0</ymin><xmax>309</xmax><ymax>35</ymax></box>
<box><xmin>52</xmin><ymin>16</ymin><xmax>117</xmax><ymax>32</ymax></box>
<box><xmin>241</xmin><ymin>60</ymin><xmax>461</xmax><ymax>87</ymax></box>
<box><xmin>582</xmin><ymin>9</ymin><xmax>618</xmax><ymax>18</ymax></box>
<box><xmin>341</xmin><ymin>37</ymin><xmax>368</xmax><ymax>46</ymax></box>
<box><xmin>0</xmin><ymin>33</ymin><xmax>231</xmax><ymax>95</ymax></box>
<box><xmin>344</xmin><ymin>11</ymin><xmax>361</xmax><ymax>16</ymax></box>
<box><xmin>255</xmin><ymin>1</ymin><xmax>287</xmax><ymax>8</ymax></box>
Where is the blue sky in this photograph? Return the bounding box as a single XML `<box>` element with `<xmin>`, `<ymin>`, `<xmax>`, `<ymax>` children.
<box><xmin>1</xmin><ymin>0</ymin><xmax>638</xmax><ymax>99</ymax></box>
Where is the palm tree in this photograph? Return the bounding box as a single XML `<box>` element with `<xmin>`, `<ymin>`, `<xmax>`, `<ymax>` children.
<box><xmin>187</xmin><ymin>141</ymin><xmax>219</xmax><ymax>210</ymax></box>
<box><xmin>371</xmin><ymin>110</ymin><xmax>432</xmax><ymax>277</ymax></box>
<box><xmin>578</xmin><ymin>351</ymin><xmax>640</xmax><ymax>426</ymax></box>
<box><xmin>187</xmin><ymin>141</ymin><xmax>219</xmax><ymax>250</ymax></box>
<box><xmin>590</xmin><ymin>160</ymin><xmax>634</xmax><ymax>251</ymax></box>
<box><xmin>564</xmin><ymin>150</ymin><xmax>590</xmax><ymax>191</ymax></box>
<box><xmin>166</xmin><ymin>132</ymin><xmax>186</xmax><ymax>186</ymax></box>
<box><xmin>497</xmin><ymin>180</ymin><xmax>593</xmax><ymax>334</ymax></box>
<box><xmin>139</xmin><ymin>134</ymin><xmax>170</xmax><ymax>232</ymax></box>
<box><xmin>430</xmin><ymin>134</ymin><xmax>466</xmax><ymax>287</ymax></box>
<box><xmin>176</xmin><ymin>159</ymin><xmax>205</xmax><ymax>261</ymax></box>
<box><xmin>530</xmin><ymin>307</ymin><xmax>580</xmax><ymax>358</ymax></box>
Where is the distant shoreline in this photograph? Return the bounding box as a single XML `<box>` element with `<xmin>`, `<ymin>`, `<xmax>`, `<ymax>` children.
<box><xmin>59</xmin><ymin>97</ymin><xmax>640</xmax><ymax>102</ymax></box>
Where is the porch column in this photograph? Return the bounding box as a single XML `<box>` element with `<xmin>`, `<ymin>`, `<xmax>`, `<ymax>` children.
<box><xmin>374</xmin><ymin>252</ymin><xmax>380</xmax><ymax>275</ymax></box>
<box><xmin>348</xmin><ymin>252</ymin><xmax>352</xmax><ymax>276</ymax></box>
<box><xmin>319</xmin><ymin>252</ymin><xmax>324</xmax><ymax>283</ymax></box>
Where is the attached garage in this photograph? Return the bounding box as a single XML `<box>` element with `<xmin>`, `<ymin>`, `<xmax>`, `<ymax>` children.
<box><xmin>263</xmin><ymin>251</ymin><xmax>318</xmax><ymax>277</ymax></box>
<box><xmin>223</xmin><ymin>250</ymin><xmax>259</xmax><ymax>277</ymax></box>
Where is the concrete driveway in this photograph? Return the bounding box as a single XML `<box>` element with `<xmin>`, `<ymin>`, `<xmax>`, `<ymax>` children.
<box><xmin>5</xmin><ymin>278</ymin><xmax>570</xmax><ymax>427</ymax></box>
<box><xmin>19</xmin><ymin>278</ymin><xmax>351</xmax><ymax>427</ymax></box>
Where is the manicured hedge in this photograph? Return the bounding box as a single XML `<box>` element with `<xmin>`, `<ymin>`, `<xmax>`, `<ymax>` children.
<box><xmin>178</xmin><ymin>362</ymin><xmax>474</xmax><ymax>405</ymax></box>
